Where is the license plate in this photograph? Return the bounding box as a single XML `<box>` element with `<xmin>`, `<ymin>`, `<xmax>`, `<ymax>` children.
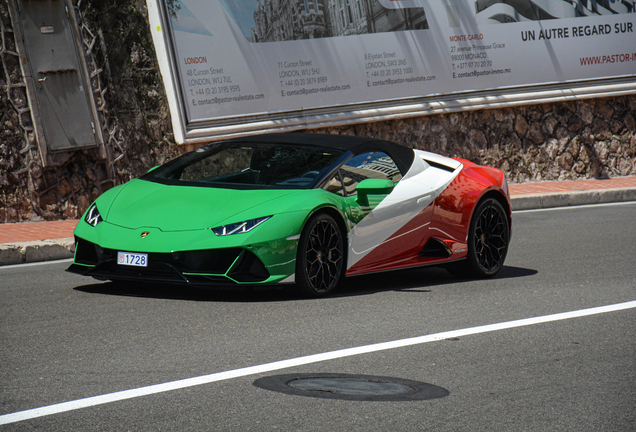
<box><xmin>117</xmin><ymin>251</ymin><xmax>148</xmax><ymax>267</ymax></box>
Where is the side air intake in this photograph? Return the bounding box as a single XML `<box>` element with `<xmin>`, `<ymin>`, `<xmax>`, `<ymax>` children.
<box><xmin>419</xmin><ymin>238</ymin><xmax>452</xmax><ymax>258</ymax></box>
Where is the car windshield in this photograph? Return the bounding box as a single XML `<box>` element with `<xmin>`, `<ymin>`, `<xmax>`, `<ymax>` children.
<box><xmin>143</xmin><ymin>143</ymin><xmax>343</xmax><ymax>189</ymax></box>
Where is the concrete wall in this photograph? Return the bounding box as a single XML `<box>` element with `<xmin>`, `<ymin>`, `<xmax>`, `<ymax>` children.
<box><xmin>0</xmin><ymin>0</ymin><xmax>634</xmax><ymax>223</ymax></box>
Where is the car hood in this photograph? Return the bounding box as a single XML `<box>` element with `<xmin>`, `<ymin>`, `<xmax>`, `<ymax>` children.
<box><xmin>102</xmin><ymin>179</ymin><xmax>300</xmax><ymax>231</ymax></box>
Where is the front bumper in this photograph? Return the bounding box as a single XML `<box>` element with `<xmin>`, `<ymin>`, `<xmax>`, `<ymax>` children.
<box><xmin>68</xmin><ymin>237</ymin><xmax>277</xmax><ymax>285</ymax></box>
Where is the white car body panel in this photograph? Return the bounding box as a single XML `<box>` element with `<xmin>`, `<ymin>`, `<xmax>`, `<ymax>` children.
<box><xmin>347</xmin><ymin>150</ymin><xmax>462</xmax><ymax>269</ymax></box>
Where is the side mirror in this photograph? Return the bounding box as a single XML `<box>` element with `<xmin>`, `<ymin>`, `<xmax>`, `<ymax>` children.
<box><xmin>356</xmin><ymin>178</ymin><xmax>394</xmax><ymax>206</ymax></box>
<box><xmin>147</xmin><ymin>165</ymin><xmax>160</xmax><ymax>173</ymax></box>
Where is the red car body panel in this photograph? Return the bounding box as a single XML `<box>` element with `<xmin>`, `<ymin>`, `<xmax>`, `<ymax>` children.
<box><xmin>346</xmin><ymin>157</ymin><xmax>510</xmax><ymax>276</ymax></box>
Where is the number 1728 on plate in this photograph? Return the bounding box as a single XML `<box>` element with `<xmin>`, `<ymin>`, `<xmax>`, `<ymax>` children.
<box><xmin>117</xmin><ymin>252</ymin><xmax>148</xmax><ymax>267</ymax></box>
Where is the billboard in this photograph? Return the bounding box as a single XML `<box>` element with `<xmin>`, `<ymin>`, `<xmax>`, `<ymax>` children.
<box><xmin>147</xmin><ymin>0</ymin><xmax>636</xmax><ymax>143</ymax></box>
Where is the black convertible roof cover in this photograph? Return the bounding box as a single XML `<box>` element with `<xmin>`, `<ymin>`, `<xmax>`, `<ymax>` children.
<box><xmin>225</xmin><ymin>133</ymin><xmax>415</xmax><ymax>175</ymax></box>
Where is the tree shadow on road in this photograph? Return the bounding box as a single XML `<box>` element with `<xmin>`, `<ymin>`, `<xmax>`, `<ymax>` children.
<box><xmin>73</xmin><ymin>265</ymin><xmax>537</xmax><ymax>303</ymax></box>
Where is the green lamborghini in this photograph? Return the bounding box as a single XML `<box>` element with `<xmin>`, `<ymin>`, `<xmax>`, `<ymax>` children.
<box><xmin>68</xmin><ymin>133</ymin><xmax>511</xmax><ymax>296</ymax></box>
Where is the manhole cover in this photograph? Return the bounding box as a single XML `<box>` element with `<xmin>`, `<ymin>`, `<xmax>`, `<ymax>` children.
<box><xmin>253</xmin><ymin>373</ymin><xmax>450</xmax><ymax>401</ymax></box>
<box><xmin>288</xmin><ymin>377</ymin><xmax>416</xmax><ymax>396</ymax></box>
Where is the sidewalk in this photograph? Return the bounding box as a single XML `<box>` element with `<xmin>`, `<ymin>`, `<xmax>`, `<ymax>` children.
<box><xmin>508</xmin><ymin>176</ymin><xmax>636</xmax><ymax>210</ymax></box>
<box><xmin>1</xmin><ymin>176</ymin><xmax>635</xmax><ymax>266</ymax></box>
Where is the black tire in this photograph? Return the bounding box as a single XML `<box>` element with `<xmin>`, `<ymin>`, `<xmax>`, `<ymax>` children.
<box><xmin>465</xmin><ymin>198</ymin><xmax>509</xmax><ymax>278</ymax></box>
<box><xmin>296</xmin><ymin>212</ymin><xmax>344</xmax><ymax>297</ymax></box>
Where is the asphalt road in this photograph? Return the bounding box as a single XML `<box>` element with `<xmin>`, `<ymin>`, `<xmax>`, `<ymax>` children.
<box><xmin>1</xmin><ymin>203</ymin><xmax>635</xmax><ymax>431</ymax></box>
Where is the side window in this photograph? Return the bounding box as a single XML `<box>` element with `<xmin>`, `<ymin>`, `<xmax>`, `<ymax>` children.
<box><xmin>324</xmin><ymin>151</ymin><xmax>401</xmax><ymax>197</ymax></box>
<box><xmin>339</xmin><ymin>151</ymin><xmax>401</xmax><ymax>196</ymax></box>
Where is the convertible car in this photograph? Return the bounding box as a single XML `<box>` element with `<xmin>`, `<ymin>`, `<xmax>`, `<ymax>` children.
<box><xmin>68</xmin><ymin>133</ymin><xmax>511</xmax><ymax>296</ymax></box>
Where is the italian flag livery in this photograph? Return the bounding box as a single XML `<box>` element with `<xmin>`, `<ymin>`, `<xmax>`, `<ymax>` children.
<box><xmin>69</xmin><ymin>134</ymin><xmax>511</xmax><ymax>297</ymax></box>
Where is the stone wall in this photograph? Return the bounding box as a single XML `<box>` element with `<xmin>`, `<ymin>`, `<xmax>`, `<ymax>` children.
<box><xmin>0</xmin><ymin>0</ymin><xmax>634</xmax><ymax>223</ymax></box>
<box><xmin>1</xmin><ymin>0</ymin><xmax>33</xmax><ymax>222</ymax></box>
<box><xmin>77</xmin><ymin>0</ymin><xmax>180</xmax><ymax>176</ymax></box>
<box><xmin>308</xmin><ymin>96</ymin><xmax>636</xmax><ymax>183</ymax></box>
<box><xmin>0</xmin><ymin>0</ymin><xmax>179</xmax><ymax>223</ymax></box>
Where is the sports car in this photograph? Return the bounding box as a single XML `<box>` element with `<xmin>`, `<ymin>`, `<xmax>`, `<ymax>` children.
<box><xmin>68</xmin><ymin>133</ymin><xmax>511</xmax><ymax>297</ymax></box>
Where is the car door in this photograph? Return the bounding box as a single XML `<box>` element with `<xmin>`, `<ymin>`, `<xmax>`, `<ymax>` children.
<box><xmin>343</xmin><ymin>150</ymin><xmax>462</xmax><ymax>273</ymax></box>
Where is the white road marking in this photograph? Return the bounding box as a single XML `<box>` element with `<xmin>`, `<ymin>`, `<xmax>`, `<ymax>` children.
<box><xmin>0</xmin><ymin>258</ymin><xmax>73</xmax><ymax>270</ymax></box>
<box><xmin>1</xmin><ymin>300</ymin><xmax>635</xmax><ymax>426</ymax></box>
<box><xmin>513</xmin><ymin>200</ymin><xmax>636</xmax><ymax>214</ymax></box>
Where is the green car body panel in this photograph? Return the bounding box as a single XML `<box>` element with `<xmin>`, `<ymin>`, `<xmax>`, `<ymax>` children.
<box><xmin>73</xmin><ymin>178</ymin><xmax>352</xmax><ymax>284</ymax></box>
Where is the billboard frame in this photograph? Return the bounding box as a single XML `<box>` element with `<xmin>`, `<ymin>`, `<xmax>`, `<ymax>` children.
<box><xmin>147</xmin><ymin>0</ymin><xmax>636</xmax><ymax>145</ymax></box>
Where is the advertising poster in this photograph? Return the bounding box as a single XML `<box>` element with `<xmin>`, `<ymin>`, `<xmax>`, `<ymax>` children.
<box><xmin>149</xmin><ymin>0</ymin><xmax>636</xmax><ymax>141</ymax></box>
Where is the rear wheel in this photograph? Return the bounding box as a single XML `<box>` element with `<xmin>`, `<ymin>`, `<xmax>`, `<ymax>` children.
<box><xmin>296</xmin><ymin>213</ymin><xmax>344</xmax><ymax>297</ymax></box>
<box><xmin>465</xmin><ymin>198</ymin><xmax>509</xmax><ymax>277</ymax></box>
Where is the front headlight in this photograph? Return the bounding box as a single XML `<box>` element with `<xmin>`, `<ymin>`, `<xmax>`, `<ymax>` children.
<box><xmin>211</xmin><ymin>216</ymin><xmax>272</xmax><ymax>236</ymax></box>
<box><xmin>85</xmin><ymin>203</ymin><xmax>103</xmax><ymax>227</ymax></box>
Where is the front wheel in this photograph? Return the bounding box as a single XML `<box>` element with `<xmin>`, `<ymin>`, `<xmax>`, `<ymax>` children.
<box><xmin>295</xmin><ymin>213</ymin><xmax>344</xmax><ymax>297</ymax></box>
<box><xmin>465</xmin><ymin>198</ymin><xmax>509</xmax><ymax>278</ymax></box>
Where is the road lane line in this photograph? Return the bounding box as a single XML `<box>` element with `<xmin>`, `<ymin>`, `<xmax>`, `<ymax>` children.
<box><xmin>1</xmin><ymin>300</ymin><xmax>635</xmax><ymax>425</ymax></box>
<box><xmin>0</xmin><ymin>258</ymin><xmax>73</xmax><ymax>270</ymax></box>
<box><xmin>513</xmin><ymin>200</ymin><xmax>636</xmax><ymax>213</ymax></box>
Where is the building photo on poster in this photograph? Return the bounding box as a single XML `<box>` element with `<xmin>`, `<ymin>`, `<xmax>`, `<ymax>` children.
<box><xmin>146</xmin><ymin>0</ymin><xmax>636</xmax><ymax>143</ymax></box>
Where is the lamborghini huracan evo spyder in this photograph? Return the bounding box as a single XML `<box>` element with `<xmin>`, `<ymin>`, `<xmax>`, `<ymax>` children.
<box><xmin>67</xmin><ymin>133</ymin><xmax>511</xmax><ymax>297</ymax></box>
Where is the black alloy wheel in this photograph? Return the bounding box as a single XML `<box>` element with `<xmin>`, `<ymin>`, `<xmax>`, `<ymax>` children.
<box><xmin>466</xmin><ymin>198</ymin><xmax>509</xmax><ymax>277</ymax></box>
<box><xmin>296</xmin><ymin>213</ymin><xmax>344</xmax><ymax>297</ymax></box>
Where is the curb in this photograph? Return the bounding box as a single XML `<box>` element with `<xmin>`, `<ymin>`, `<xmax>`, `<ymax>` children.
<box><xmin>0</xmin><ymin>238</ymin><xmax>74</xmax><ymax>266</ymax></box>
<box><xmin>511</xmin><ymin>188</ymin><xmax>636</xmax><ymax>211</ymax></box>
